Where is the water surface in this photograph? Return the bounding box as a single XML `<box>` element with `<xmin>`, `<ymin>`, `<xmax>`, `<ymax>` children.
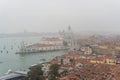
<box><xmin>0</xmin><ymin>37</ymin><xmax>68</xmax><ymax>76</ymax></box>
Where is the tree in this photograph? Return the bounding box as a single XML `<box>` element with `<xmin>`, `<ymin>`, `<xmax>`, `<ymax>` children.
<box><xmin>48</xmin><ymin>64</ymin><xmax>60</xmax><ymax>80</ymax></box>
<box><xmin>20</xmin><ymin>77</ymin><xmax>28</xmax><ymax>80</ymax></box>
<box><xmin>28</xmin><ymin>64</ymin><xmax>45</xmax><ymax>80</ymax></box>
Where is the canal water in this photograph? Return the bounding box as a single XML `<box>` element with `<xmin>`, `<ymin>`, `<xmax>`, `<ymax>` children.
<box><xmin>0</xmin><ymin>37</ymin><xmax>68</xmax><ymax>76</ymax></box>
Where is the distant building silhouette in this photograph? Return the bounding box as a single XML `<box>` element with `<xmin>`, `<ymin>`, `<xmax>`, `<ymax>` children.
<box><xmin>59</xmin><ymin>25</ymin><xmax>78</xmax><ymax>50</ymax></box>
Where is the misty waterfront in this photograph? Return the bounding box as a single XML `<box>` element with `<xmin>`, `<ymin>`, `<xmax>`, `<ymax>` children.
<box><xmin>1</xmin><ymin>0</ymin><xmax>120</xmax><ymax>79</ymax></box>
<box><xmin>0</xmin><ymin>36</ymin><xmax>68</xmax><ymax>76</ymax></box>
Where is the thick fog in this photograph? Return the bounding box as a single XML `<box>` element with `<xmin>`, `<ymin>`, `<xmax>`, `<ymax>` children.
<box><xmin>0</xmin><ymin>0</ymin><xmax>120</xmax><ymax>34</ymax></box>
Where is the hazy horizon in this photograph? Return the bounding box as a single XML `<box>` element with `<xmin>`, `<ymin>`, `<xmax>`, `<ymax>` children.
<box><xmin>0</xmin><ymin>0</ymin><xmax>120</xmax><ymax>34</ymax></box>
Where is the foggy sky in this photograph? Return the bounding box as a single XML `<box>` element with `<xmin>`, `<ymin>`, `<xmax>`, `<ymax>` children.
<box><xmin>0</xmin><ymin>0</ymin><xmax>120</xmax><ymax>34</ymax></box>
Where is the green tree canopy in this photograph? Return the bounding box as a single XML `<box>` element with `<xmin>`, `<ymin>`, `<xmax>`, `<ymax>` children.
<box><xmin>28</xmin><ymin>64</ymin><xmax>45</xmax><ymax>80</ymax></box>
<box><xmin>48</xmin><ymin>64</ymin><xmax>60</xmax><ymax>80</ymax></box>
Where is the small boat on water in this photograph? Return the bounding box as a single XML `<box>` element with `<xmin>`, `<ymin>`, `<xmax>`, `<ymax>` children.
<box><xmin>5</xmin><ymin>69</ymin><xmax>12</xmax><ymax>74</ymax></box>
<box><xmin>30</xmin><ymin>64</ymin><xmax>37</xmax><ymax>67</ymax></box>
<box><xmin>6</xmin><ymin>51</ymin><xmax>8</xmax><ymax>53</ymax></box>
<box><xmin>1</xmin><ymin>50</ymin><xmax>3</xmax><ymax>53</ymax></box>
<box><xmin>40</xmin><ymin>58</ymin><xmax>46</xmax><ymax>61</ymax></box>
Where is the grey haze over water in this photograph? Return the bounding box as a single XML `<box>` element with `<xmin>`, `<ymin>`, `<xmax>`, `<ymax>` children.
<box><xmin>0</xmin><ymin>36</ymin><xmax>68</xmax><ymax>75</ymax></box>
<box><xmin>0</xmin><ymin>0</ymin><xmax>120</xmax><ymax>34</ymax></box>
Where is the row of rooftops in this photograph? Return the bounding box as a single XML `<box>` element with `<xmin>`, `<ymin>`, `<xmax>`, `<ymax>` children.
<box><xmin>2</xmin><ymin>50</ymin><xmax>119</xmax><ymax>80</ymax></box>
<box><xmin>41</xmin><ymin>51</ymin><xmax>120</xmax><ymax>80</ymax></box>
<box><xmin>25</xmin><ymin>37</ymin><xmax>65</xmax><ymax>48</ymax></box>
<box><xmin>26</xmin><ymin>43</ymin><xmax>63</xmax><ymax>48</ymax></box>
<box><xmin>2</xmin><ymin>43</ymin><xmax>120</xmax><ymax>80</ymax></box>
<box><xmin>41</xmin><ymin>37</ymin><xmax>63</xmax><ymax>41</ymax></box>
